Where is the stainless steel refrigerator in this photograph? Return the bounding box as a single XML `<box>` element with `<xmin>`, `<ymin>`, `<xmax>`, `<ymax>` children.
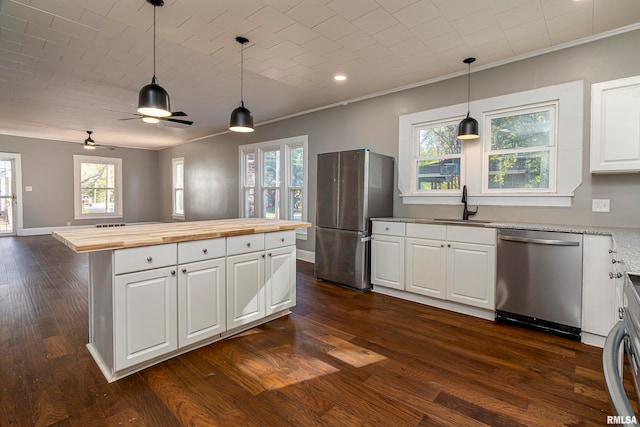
<box><xmin>314</xmin><ymin>149</ymin><xmax>394</xmax><ymax>290</ymax></box>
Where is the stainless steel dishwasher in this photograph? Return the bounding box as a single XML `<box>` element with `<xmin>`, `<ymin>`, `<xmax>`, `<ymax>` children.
<box><xmin>496</xmin><ymin>229</ymin><xmax>583</xmax><ymax>340</ymax></box>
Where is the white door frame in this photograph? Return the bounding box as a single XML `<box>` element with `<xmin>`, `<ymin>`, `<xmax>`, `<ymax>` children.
<box><xmin>0</xmin><ymin>153</ymin><xmax>23</xmax><ymax>236</ymax></box>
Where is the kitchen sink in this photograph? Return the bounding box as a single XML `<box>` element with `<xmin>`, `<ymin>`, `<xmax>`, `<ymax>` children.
<box><xmin>432</xmin><ymin>218</ymin><xmax>495</xmax><ymax>225</ymax></box>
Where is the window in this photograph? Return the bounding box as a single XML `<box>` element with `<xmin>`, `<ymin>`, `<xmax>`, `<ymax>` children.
<box><xmin>172</xmin><ymin>157</ymin><xmax>184</xmax><ymax>219</ymax></box>
<box><xmin>239</xmin><ymin>135</ymin><xmax>308</xmax><ymax>237</ymax></box>
<box><xmin>73</xmin><ymin>155</ymin><xmax>122</xmax><ymax>219</ymax></box>
<box><xmin>484</xmin><ymin>103</ymin><xmax>557</xmax><ymax>193</ymax></box>
<box><xmin>397</xmin><ymin>80</ymin><xmax>582</xmax><ymax>207</ymax></box>
<box><xmin>413</xmin><ymin>119</ymin><xmax>463</xmax><ymax>192</ymax></box>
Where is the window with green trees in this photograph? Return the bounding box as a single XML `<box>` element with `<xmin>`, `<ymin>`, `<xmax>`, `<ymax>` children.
<box><xmin>73</xmin><ymin>155</ymin><xmax>122</xmax><ymax>219</ymax></box>
<box><xmin>413</xmin><ymin>119</ymin><xmax>462</xmax><ymax>192</ymax></box>
<box><xmin>239</xmin><ymin>136</ymin><xmax>308</xmax><ymax>235</ymax></box>
<box><xmin>484</xmin><ymin>103</ymin><xmax>557</xmax><ymax>192</ymax></box>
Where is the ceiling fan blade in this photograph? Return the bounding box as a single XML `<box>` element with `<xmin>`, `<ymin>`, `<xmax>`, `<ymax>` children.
<box><xmin>97</xmin><ymin>144</ymin><xmax>116</xmax><ymax>150</ymax></box>
<box><xmin>118</xmin><ymin>117</ymin><xmax>140</xmax><ymax>121</ymax></box>
<box><xmin>163</xmin><ymin>117</ymin><xmax>193</xmax><ymax>125</ymax></box>
<box><xmin>169</xmin><ymin>111</ymin><xmax>187</xmax><ymax>117</ymax></box>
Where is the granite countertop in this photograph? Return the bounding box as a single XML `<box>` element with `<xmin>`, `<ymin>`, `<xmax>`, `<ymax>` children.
<box><xmin>372</xmin><ymin>217</ymin><xmax>640</xmax><ymax>273</ymax></box>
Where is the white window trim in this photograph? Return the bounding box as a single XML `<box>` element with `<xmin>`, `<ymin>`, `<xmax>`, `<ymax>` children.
<box><xmin>172</xmin><ymin>157</ymin><xmax>185</xmax><ymax>220</ymax></box>
<box><xmin>398</xmin><ymin>80</ymin><xmax>583</xmax><ymax>207</ymax></box>
<box><xmin>482</xmin><ymin>102</ymin><xmax>558</xmax><ymax>194</ymax></box>
<box><xmin>73</xmin><ymin>154</ymin><xmax>123</xmax><ymax>220</ymax></box>
<box><xmin>411</xmin><ymin>117</ymin><xmax>465</xmax><ymax>195</ymax></box>
<box><xmin>239</xmin><ymin>135</ymin><xmax>308</xmax><ymax>239</ymax></box>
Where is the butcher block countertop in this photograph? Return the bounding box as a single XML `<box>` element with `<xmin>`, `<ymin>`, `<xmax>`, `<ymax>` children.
<box><xmin>52</xmin><ymin>219</ymin><xmax>311</xmax><ymax>253</ymax></box>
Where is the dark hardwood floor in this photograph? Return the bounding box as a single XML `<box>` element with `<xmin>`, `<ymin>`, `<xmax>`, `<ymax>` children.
<box><xmin>0</xmin><ymin>235</ymin><xmax>632</xmax><ymax>426</ymax></box>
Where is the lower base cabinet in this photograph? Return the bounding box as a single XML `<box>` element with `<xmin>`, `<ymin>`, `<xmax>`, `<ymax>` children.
<box><xmin>90</xmin><ymin>230</ymin><xmax>297</xmax><ymax>381</ymax></box>
<box><xmin>114</xmin><ymin>266</ymin><xmax>178</xmax><ymax>370</ymax></box>
<box><xmin>372</xmin><ymin>221</ymin><xmax>497</xmax><ymax>312</ymax></box>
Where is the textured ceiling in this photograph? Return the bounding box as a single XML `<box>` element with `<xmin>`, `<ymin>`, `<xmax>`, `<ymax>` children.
<box><xmin>0</xmin><ymin>0</ymin><xmax>639</xmax><ymax>150</ymax></box>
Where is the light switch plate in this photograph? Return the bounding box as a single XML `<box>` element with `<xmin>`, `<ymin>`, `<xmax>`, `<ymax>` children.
<box><xmin>592</xmin><ymin>199</ymin><xmax>610</xmax><ymax>212</ymax></box>
<box><xmin>25</xmin><ymin>186</ymin><xmax>32</xmax><ymax>191</ymax></box>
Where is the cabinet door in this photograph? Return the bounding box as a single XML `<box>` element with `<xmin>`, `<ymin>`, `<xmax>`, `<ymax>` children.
<box><xmin>265</xmin><ymin>245</ymin><xmax>296</xmax><ymax>315</ymax></box>
<box><xmin>446</xmin><ymin>242</ymin><xmax>496</xmax><ymax>310</ymax></box>
<box><xmin>178</xmin><ymin>258</ymin><xmax>226</xmax><ymax>348</ymax></box>
<box><xmin>591</xmin><ymin>76</ymin><xmax>640</xmax><ymax>173</ymax></box>
<box><xmin>226</xmin><ymin>252</ymin><xmax>265</xmax><ymax>329</ymax></box>
<box><xmin>371</xmin><ymin>234</ymin><xmax>404</xmax><ymax>290</ymax></box>
<box><xmin>582</xmin><ymin>235</ymin><xmax>616</xmax><ymax>336</ymax></box>
<box><xmin>114</xmin><ymin>266</ymin><xmax>177</xmax><ymax>370</ymax></box>
<box><xmin>405</xmin><ymin>238</ymin><xmax>446</xmax><ymax>299</ymax></box>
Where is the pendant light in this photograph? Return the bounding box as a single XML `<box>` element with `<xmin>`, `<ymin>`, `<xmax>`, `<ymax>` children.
<box><xmin>137</xmin><ymin>0</ymin><xmax>171</xmax><ymax>118</ymax></box>
<box><xmin>229</xmin><ymin>36</ymin><xmax>254</xmax><ymax>133</ymax></box>
<box><xmin>458</xmin><ymin>57</ymin><xmax>479</xmax><ymax>140</ymax></box>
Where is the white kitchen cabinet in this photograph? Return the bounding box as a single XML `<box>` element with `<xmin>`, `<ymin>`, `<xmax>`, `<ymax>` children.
<box><xmin>178</xmin><ymin>258</ymin><xmax>226</xmax><ymax>347</ymax></box>
<box><xmin>226</xmin><ymin>230</ymin><xmax>296</xmax><ymax>330</ymax></box>
<box><xmin>590</xmin><ymin>75</ymin><xmax>640</xmax><ymax>173</ymax></box>
<box><xmin>265</xmin><ymin>245</ymin><xmax>296</xmax><ymax>315</ymax></box>
<box><xmin>581</xmin><ymin>235</ymin><xmax>625</xmax><ymax>347</ymax></box>
<box><xmin>177</xmin><ymin>238</ymin><xmax>227</xmax><ymax>347</ymax></box>
<box><xmin>405</xmin><ymin>223</ymin><xmax>447</xmax><ymax>298</ymax></box>
<box><xmin>446</xmin><ymin>241</ymin><xmax>496</xmax><ymax>310</ymax></box>
<box><xmin>404</xmin><ymin>224</ymin><xmax>496</xmax><ymax>310</ymax></box>
<box><xmin>371</xmin><ymin>221</ymin><xmax>406</xmax><ymax>290</ymax></box>
<box><xmin>114</xmin><ymin>265</ymin><xmax>178</xmax><ymax>370</ymax></box>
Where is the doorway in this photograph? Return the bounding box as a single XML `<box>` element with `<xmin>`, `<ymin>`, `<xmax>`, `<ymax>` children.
<box><xmin>0</xmin><ymin>153</ymin><xmax>22</xmax><ymax>236</ymax></box>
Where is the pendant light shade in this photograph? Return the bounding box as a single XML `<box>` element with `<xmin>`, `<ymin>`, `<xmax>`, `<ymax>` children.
<box><xmin>138</xmin><ymin>0</ymin><xmax>171</xmax><ymax>118</ymax></box>
<box><xmin>458</xmin><ymin>57</ymin><xmax>479</xmax><ymax>140</ymax></box>
<box><xmin>230</xmin><ymin>36</ymin><xmax>254</xmax><ymax>133</ymax></box>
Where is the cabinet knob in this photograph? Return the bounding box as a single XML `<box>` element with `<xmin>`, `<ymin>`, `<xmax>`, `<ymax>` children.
<box><xmin>246</xmin><ymin>242</ymin><xmax>251</xmax><ymax>247</ymax></box>
<box><xmin>617</xmin><ymin>272</ymin><xmax>623</xmax><ymax>279</ymax></box>
<box><xmin>171</xmin><ymin>270</ymin><xmax>176</xmax><ymax>276</ymax></box>
<box><xmin>609</xmin><ymin>249</ymin><xmax>617</xmax><ymax>254</ymax></box>
<box><xmin>385</xmin><ymin>227</ymin><xmax>389</xmax><ymax>231</ymax></box>
<box><xmin>440</xmin><ymin>244</ymin><xmax>444</xmax><ymax>248</ymax></box>
<box><xmin>268</xmin><ymin>252</ymin><xmax>272</xmax><ymax>257</ymax></box>
<box><xmin>261</xmin><ymin>253</ymin><xmax>265</xmax><ymax>258</ymax></box>
<box><xmin>619</xmin><ymin>307</ymin><xmax>625</xmax><ymax>319</ymax></box>
<box><xmin>612</xmin><ymin>259</ymin><xmax>620</xmax><ymax>264</ymax></box>
<box><xmin>281</xmin><ymin>237</ymin><xmax>285</xmax><ymax>242</ymax></box>
<box><xmin>610</xmin><ymin>272</ymin><xmax>615</xmax><ymax>279</ymax></box>
<box><xmin>447</xmin><ymin>244</ymin><xmax>451</xmax><ymax>248</ymax></box>
<box><xmin>147</xmin><ymin>256</ymin><xmax>153</xmax><ymax>262</ymax></box>
<box><xmin>202</xmin><ymin>248</ymin><xmax>208</xmax><ymax>254</ymax></box>
<box><xmin>182</xmin><ymin>268</ymin><xmax>187</xmax><ymax>273</ymax></box>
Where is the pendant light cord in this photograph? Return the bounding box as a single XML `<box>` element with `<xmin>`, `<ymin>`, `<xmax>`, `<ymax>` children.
<box><xmin>466</xmin><ymin>61</ymin><xmax>470</xmax><ymax>114</ymax></box>
<box><xmin>153</xmin><ymin>5</ymin><xmax>157</xmax><ymax>80</ymax></box>
<box><xmin>240</xmin><ymin>41</ymin><xmax>244</xmax><ymax>107</ymax></box>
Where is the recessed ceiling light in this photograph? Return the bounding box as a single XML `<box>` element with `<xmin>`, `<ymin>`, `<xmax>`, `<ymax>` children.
<box><xmin>334</xmin><ymin>74</ymin><xmax>347</xmax><ymax>81</ymax></box>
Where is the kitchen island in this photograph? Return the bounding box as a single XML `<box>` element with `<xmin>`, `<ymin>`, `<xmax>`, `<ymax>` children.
<box><xmin>52</xmin><ymin>218</ymin><xmax>311</xmax><ymax>382</ymax></box>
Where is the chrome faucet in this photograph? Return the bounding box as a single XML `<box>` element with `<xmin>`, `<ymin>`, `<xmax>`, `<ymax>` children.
<box><xmin>461</xmin><ymin>185</ymin><xmax>478</xmax><ymax>220</ymax></box>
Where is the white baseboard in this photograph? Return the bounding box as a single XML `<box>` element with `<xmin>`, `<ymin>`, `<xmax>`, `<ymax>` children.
<box><xmin>296</xmin><ymin>249</ymin><xmax>314</xmax><ymax>263</ymax></box>
<box><xmin>581</xmin><ymin>332</ymin><xmax>605</xmax><ymax>348</ymax></box>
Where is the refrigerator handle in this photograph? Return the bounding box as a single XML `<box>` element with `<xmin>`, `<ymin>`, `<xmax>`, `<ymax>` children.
<box><xmin>360</xmin><ymin>235</ymin><xmax>371</xmax><ymax>243</ymax></box>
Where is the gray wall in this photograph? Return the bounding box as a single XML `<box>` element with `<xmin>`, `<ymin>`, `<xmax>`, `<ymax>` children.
<box><xmin>0</xmin><ymin>135</ymin><xmax>160</xmax><ymax>229</ymax></box>
<box><xmin>158</xmin><ymin>29</ymin><xmax>640</xmax><ymax>255</ymax></box>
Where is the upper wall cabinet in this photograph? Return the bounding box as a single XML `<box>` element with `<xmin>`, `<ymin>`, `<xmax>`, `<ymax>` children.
<box><xmin>591</xmin><ymin>75</ymin><xmax>640</xmax><ymax>173</ymax></box>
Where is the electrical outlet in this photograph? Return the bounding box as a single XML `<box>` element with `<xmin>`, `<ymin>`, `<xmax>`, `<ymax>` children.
<box><xmin>592</xmin><ymin>199</ymin><xmax>610</xmax><ymax>212</ymax></box>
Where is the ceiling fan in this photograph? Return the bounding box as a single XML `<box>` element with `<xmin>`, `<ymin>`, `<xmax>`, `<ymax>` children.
<box><xmin>118</xmin><ymin>111</ymin><xmax>193</xmax><ymax>126</ymax></box>
<box><xmin>83</xmin><ymin>131</ymin><xmax>115</xmax><ymax>150</ymax></box>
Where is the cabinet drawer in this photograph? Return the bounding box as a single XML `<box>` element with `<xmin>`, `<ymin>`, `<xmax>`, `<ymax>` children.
<box><xmin>178</xmin><ymin>238</ymin><xmax>226</xmax><ymax>264</ymax></box>
<box><xmin>447</xmin><ymin>226</ymin><xmax>496</xmax><ymax>245</ymax></box>
<box><xmin>372</xmin><ymin>221</ymin><xmax>406</xmax><ymax>236</ymax></box>
<box><xmin>226</xmin><ymin>233</ymin><xmax>265</xmax><ymax>256</ymax></box>
<box><xmin>265</xmin><ymin>230</ymin><xmax>296</xmax><ymax>249</ymax></box>
<box><xmin>114</xmin><ymin>243</ymin><xmax>177</xmax><ymax>275</ymax></box>
<box><xmin>406</xmin><ymin>223</ymin><xmax>446</xmax><ymax>240</ymax></box>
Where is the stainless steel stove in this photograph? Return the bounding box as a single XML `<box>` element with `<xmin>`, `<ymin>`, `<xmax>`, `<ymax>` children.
<box><xmin>604</xmin><ymin>274</ymin><xmax>640</xmax><ymax>425</ymax></box>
